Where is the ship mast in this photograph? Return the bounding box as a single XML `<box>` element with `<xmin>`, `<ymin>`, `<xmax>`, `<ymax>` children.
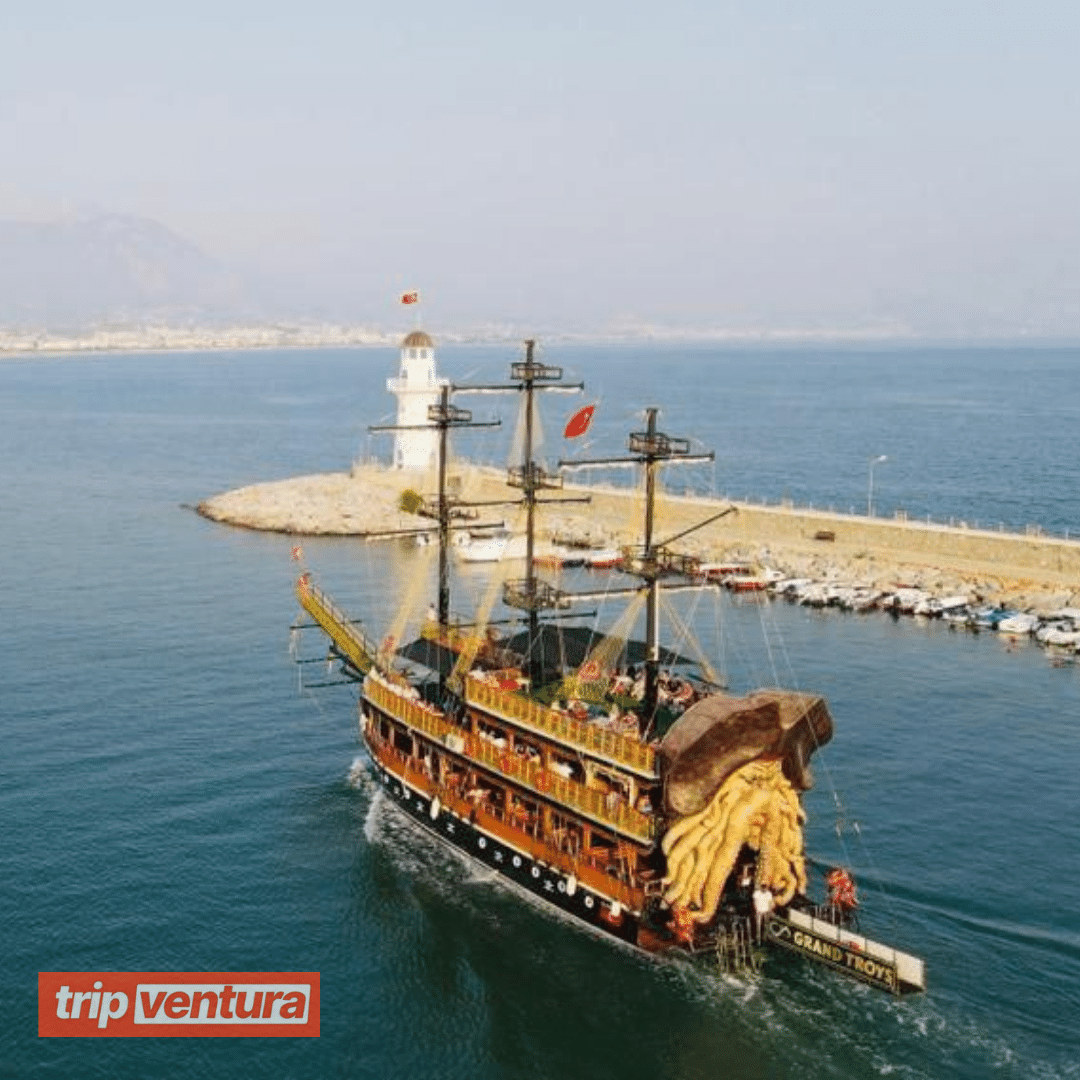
<box><xmin>560</xmin><ymin>408</ymin><xmax>714</xmax><ymax>722</ymax></box>
<box><xmin>456</xmin><ymin>340</ymin><xmax>588</xmax><ymax>687</ymax></box>
<box><xmin>370</xmin><ymin>386</ymin><xmax>502</xmax><ymax>631</ymax></box>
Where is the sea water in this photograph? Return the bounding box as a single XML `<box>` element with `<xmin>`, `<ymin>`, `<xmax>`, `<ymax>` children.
<box><xmin>2</xmin><ymin>343</ymin><xmax>1078</xmax><ymax>1078</ymax></box>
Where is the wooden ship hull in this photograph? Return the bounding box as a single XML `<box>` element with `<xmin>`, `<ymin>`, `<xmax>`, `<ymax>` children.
<box><xmin>360</xmin><ymin>666</ymin><xmax>657</xmax><ymax>949</ymax></box>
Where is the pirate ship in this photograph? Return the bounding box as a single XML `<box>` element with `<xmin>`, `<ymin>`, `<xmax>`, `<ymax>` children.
<box><xmin>292</xmin><ymin>341</ymin><xmax>925</xmax><ymax>995</ymax></box>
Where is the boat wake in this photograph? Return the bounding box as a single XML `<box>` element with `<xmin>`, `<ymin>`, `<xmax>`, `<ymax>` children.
<box><xmin>346</xmin><ymin>753</ymin><xmax>371</xmax><ymax>791</ymax></box>
<box><xmin>359</xmin><ymin>778</ymin><xmax>1069</xmax><ymax>1077</ymax></box>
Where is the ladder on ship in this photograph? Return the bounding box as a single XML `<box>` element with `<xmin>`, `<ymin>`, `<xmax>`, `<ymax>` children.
<box><xmin>714</xmin><ymin>916</ymin><xmax>760</xmax><ymax>976</ymax></box>
<box><xmin>294</xmin><ymin>577</ymin><xmax>379</xmax><ymax>678</ymax></box>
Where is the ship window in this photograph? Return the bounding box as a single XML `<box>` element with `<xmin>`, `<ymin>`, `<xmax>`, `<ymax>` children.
<box><xmin>549</xmin><ymin>753</ymin><xmax>584</xmax><ymax>784</ymax></box>
<box><xmin>550</xmin><ymin>813</ymin><xmax>583</xmax><ymax>857</ymax></box>
<box><xmin>509</xmin><ymin>793</ymin><xmax>538</xmax><ymax>829</ymax></box>
<box><xmin>634</xmin><ymin>786</ymin><xmax>656</xmax><ymax>814</ymax></box>
<box><xmin>512</xmin><ymin>736</ymin><xmax>541</xmax><ymax>765</ymax></box>
<box><xmin>589</xmin><ymin>830</ymin><xmax>616</xmax><ymax>855</ymax></box>
<box><xmin>444</xmin><ymin>763</ymin><xmax>467</xmax><ymax>792</ymax></box>
<box><xmin>379</xmin><ymin>719</ymin><xmax>390</xmax><ymax>740</ymax></box>
<box><xmin>586</xmin><ymin>830</ymin><xmax>625</xmax><ymax>877</ymax></box>
<box><xmin>392</xmin><ymin>726</ymin><xmax>414</xmax><ymax>755</ymax></box>
<box><xmin>477</xmin><ymin>720</ymin><xmax>508</xmax><ymax>749</ymax></box>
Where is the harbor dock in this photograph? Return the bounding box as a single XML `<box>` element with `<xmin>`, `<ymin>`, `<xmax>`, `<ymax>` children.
<box><xmin>197</xmin><ymin>462</ymin><xmax>1080</xmax><ymax>613</ymax></box>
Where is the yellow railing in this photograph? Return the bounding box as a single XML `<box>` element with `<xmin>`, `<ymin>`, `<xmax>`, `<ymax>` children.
<box><xmin>365</xmin><ymin>677</ymin><xmax>456</xmax><ymax>743</ymax></box>
<box><xmin>464</xmin><ymin>676</ymin><xmax>658</xmax><ymax>776</ymax></box>
<box><xmin>296</xmin><ymin>577</ymin><xmax>377</xmax><ymax>676</ymax></box>
<box><xmin>365</xmin><ymin>677</ymin><xmax>654</xmax><ymax>843</ymax></box>
<box><xmin>467</xmin><ymin>737</ymin><xmax>654</xmax><ymax>843</ymax></box>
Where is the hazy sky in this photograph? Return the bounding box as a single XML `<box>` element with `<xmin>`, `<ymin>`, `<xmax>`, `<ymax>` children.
<box><xmin>3</xmin><ymin>1</ymin><xmax>1078</xmax><ymax>337</ymax></box>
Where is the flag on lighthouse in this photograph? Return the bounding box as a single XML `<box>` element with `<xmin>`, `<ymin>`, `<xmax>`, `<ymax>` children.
<box><xmin>564</xmin><ymin>403</ymin><xmax>596</xmax><ymax>439</ymax></box>
<box><xmin>400</xmin><ymin>290</ymin><xmax>420</xmax><ymax>305</ymax></box>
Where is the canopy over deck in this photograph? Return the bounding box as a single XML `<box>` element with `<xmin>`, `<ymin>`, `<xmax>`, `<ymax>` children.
<box><xmin>660</xmin><ymin>690</ymin><xmax>834</xmax><ymax>816</ymax></box>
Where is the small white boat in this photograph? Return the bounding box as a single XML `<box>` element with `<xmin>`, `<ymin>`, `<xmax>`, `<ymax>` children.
<box><xmin>584</xmin><ymin>548</ymin><xmax>623</xmax><ymax>569</ymax></box>
<box><xmin>1039</xmin><ymin>625</ymin><xmax>1080</xmax><ymax>647</ymax></box>
<box><xmin>889</xmin><ymin>588</ymin><xmax>932</xmax><ymax>614</ymax></box>
<box><xmin>848</xmin><ymin>589</ymin><xmax>885</xmax><ymax>613</ymax></box>
<box><xmin>769</xmin><ymin>577</ymin><xmax>812</xmax><ymax>597</ymax></box>
<box><xmin>798</xmin><ymin>584</ymin><xmax>830</xmax><ymax>608</ymax></box>
<box><xmin>997</xmin><ymin>612</ymin><xmax>1039</xmax><ymax>636</ymax></box>
<box><xmin>915</xmin><ymin>594</ymin><xmax>972</xmax><ymax>618</ymax></box>
<box><xmin>943</xmin><ymin>607</ymin><xmax>974</xmax><ymax>627</ymax></box>
<box><xmin>455</xmin><ymin>529</ymin><xmax>523</xmax><ymax>563</ymax></box>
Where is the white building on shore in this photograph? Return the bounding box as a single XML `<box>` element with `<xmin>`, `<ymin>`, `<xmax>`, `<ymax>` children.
<box><xmin>386</xmin><ymin>330</ymin><xmax>448</xmax><ymax>471</ymax></box>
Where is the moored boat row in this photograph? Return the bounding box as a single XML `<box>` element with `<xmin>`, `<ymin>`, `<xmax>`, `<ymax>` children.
<box><xmin>767</xmin><ymin>577</ymin><xmax>1080</xmax><ymax>657</ymax></box>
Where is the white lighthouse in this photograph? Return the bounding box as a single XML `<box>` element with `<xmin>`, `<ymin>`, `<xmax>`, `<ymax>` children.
<box><xmin>387</xmin><ymin>330</ymin><xmax>448</xmax><ymax>471</ymax></box>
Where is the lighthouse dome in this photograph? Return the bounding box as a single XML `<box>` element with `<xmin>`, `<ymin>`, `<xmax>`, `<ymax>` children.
<box><xmin>401</xmin><ymin>330</ymin><xmax>434</xmax><ymax>349</ymax></box>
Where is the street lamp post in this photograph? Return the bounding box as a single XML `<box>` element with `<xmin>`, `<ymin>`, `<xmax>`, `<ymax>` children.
<box><xmin>867</xmin><ymin>454</ymin><xmax>888</xmax><ymax>517</ymax></box>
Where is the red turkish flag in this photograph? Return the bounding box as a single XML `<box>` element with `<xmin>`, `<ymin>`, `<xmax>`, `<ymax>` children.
<box><xmin>564</xmin><ymin>403</ymin><xmax>596</xmax><ymax>438</ymax></box>
<box><xmin>400</xmin><ymin>290</ymin><xmax>419</xmax><ymax>305</ymax></box>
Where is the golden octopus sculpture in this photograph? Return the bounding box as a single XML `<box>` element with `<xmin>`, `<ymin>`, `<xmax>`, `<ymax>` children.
<box><xmin>662</xmin><ymin>759</ymin><xmax>807</xmax><ymax>923</ymax></box>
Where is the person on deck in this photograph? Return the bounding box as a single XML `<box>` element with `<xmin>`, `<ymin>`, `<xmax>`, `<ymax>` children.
<box><xmin>825</xmin><ymin>867</ymin><xmax>859</xmax><ymax>924</ymax></box>
<box><xmin>753</xmin><ymin>885</ymin><xmax>774</xmax><ymax>940</ymax></box>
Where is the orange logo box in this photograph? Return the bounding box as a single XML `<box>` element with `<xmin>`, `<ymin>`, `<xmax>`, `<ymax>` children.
<box><xmin>39</xmin><ymin>972</ymin><xmax>320</xmax><ymax>1038</ymax></box>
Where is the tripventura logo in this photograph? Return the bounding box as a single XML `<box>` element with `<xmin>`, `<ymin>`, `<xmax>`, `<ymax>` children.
<box><xmin>38</xmin><ymin>972</ymin><xmax>320</xmax><ymax>1038</ymax></box>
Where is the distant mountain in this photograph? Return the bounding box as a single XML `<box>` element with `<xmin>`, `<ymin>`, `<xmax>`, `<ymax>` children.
<box><xmin>0</xmin><ymin>213</ymin><xmax>267</xmax><ymax>327</ymax></box>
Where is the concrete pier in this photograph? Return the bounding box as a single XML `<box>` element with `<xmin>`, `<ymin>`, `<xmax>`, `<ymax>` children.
<box><xmin>197</xmin><ymin>463</ymin><xmax>1080</xmax><ymax>611</ymax></box>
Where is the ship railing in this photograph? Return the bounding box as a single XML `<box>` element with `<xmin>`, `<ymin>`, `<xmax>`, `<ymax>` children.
<box><xmin>464</xmin><ymin>675</ymin><xmax>658</xmax><ymax>777</ymax></box>
<box><xmin>366</xmin><ymin>677</ymin><xmax>654</xmax><ymax>843</ymax></box>
<box><xmin>466</xmin><ymin>733</ymin><xmax>654</xmax><ymax>843</ymax></box>
<box><xmin>365</xmin><ymin>676</ymin><xmax>458</xmax><ymax>743</ymax></box>
<box><xmin>368</xmin><ymin>730</ymin><xmax>643</xmax><ymax>909</ymax></box>
<box><xmin>296</xmin><ymin>576</ymin><xmax>377</xmax><ymax>675</ymax></box>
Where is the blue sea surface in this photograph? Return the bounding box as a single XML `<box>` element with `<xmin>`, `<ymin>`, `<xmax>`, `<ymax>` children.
<box><xmin>2</xmin><ymin>343</ymin><xmax>1079</xmax><ymax>1078</ymax></box>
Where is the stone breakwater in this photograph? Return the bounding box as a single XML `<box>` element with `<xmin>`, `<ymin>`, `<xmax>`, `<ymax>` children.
<box><xmin>197</xmin><ymin>463</ymin><xmax>1080</xmax><ymax>612</ymax></box>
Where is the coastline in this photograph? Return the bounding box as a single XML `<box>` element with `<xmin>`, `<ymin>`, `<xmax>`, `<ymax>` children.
<box><xmin>11</xmin><ymin>325</ymin><xmax>1073</xmax><ymax>360</ymax></box>
<box><xmin>197</xmin><ymin>463</ymin><xmax>1080</xmax><ymax>612</ymax></box>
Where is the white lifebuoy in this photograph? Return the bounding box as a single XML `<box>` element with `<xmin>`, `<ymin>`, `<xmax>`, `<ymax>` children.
<box><xmin>531</xmin><ymin>866</ymin><xmax>541</xmax><ymax>879</ymax></box>
<box><xmin>512</xmin><ymin>855</ymin><xmax>522</xmax><ymax>868</ymax></box>
<box><xmin>429</xmin><ymin>796</ymin><xmax>441</xmax><ymax>821</ymax></box>
<box><xmin>584</xmin><ymin>895</ymin><xmax>594</xmax><ymax>909</ymax></box>
<box><xmin>566</xmin><ymin>874</ymin><xmax>578</xmax><ymax>897</ymax></box>
<box><xmin>478</xmin><ymin>837</ymin><xmax>487</xmax><ymax>850</ymax></box>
